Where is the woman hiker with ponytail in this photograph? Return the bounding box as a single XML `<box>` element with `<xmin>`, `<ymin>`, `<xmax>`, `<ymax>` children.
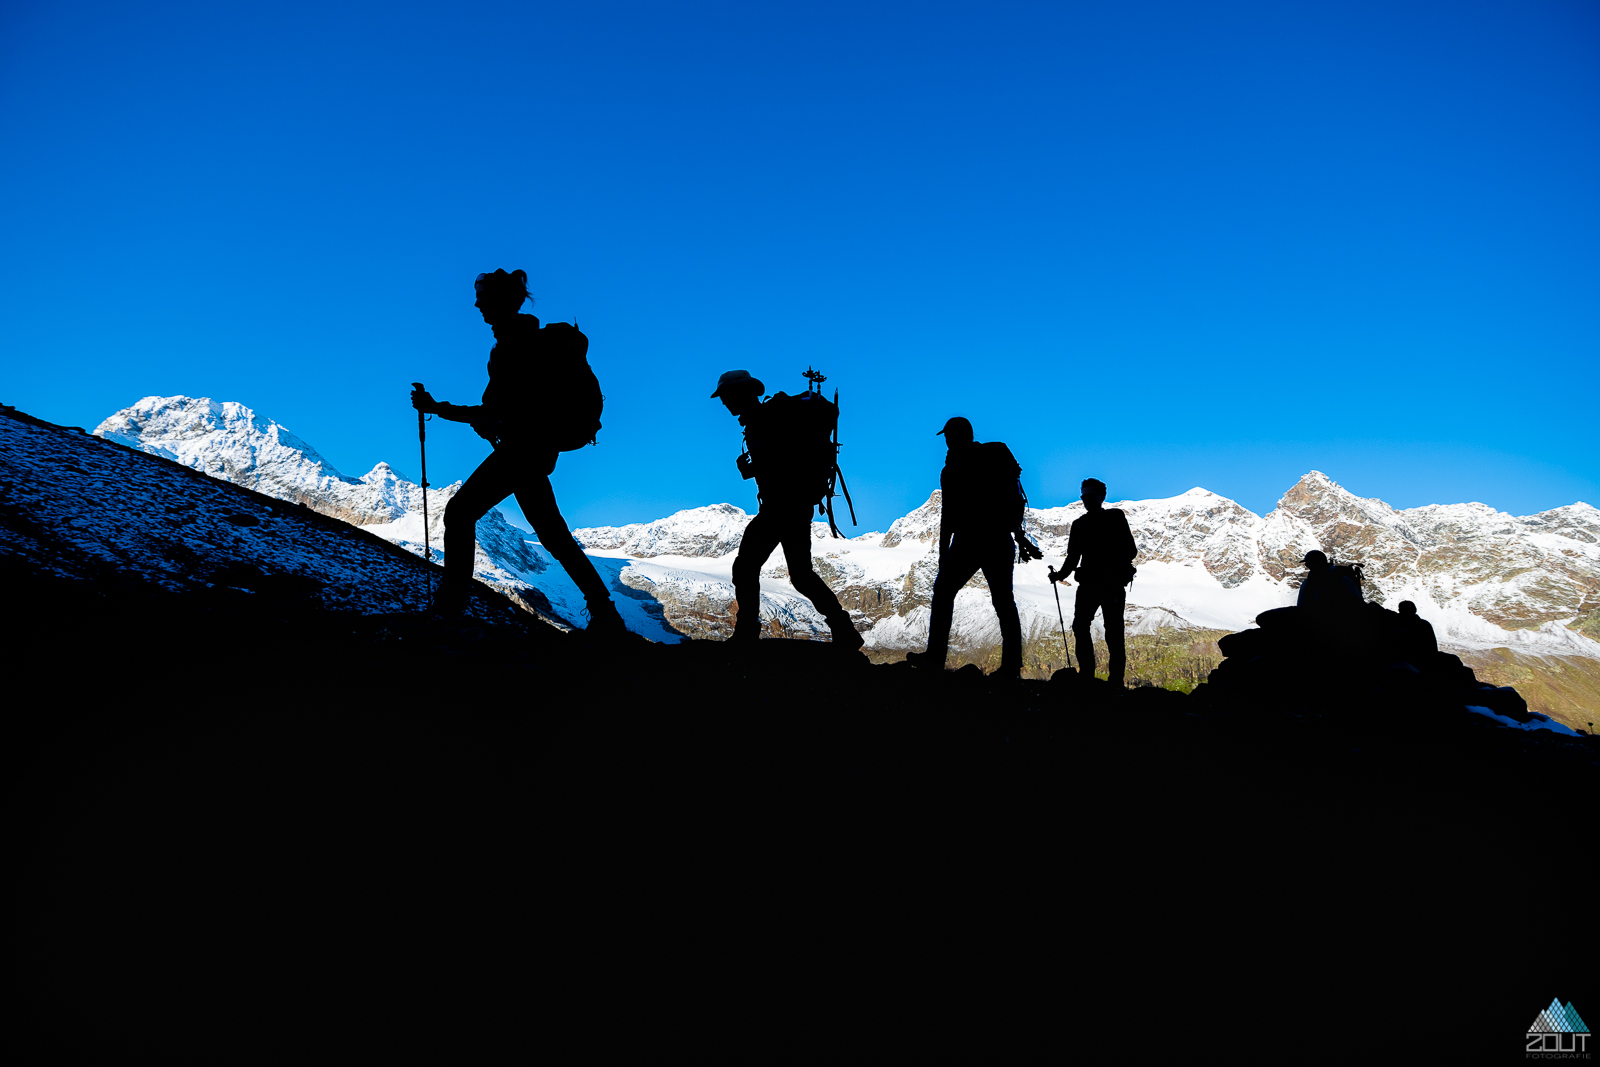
<box><xmin>410</xmin><ymin>269</ymin><xmax>627</xmax><ymax>637</ymax></box>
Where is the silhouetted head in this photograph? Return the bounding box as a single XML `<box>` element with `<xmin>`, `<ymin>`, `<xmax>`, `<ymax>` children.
<box><xmin>1398</xmin><ymin>600</ymin><xmax>1418</xmax><ymax>616</ymax></box>
<box><xmin>936</xmin><ymin>417</ymin><xmax>974</xmax><ymax>449</ymax></box>
<box><xmin>1303</xmin><ymin>550</ymin><xmax>1329</xmax><ymax>571</ymax></box>
<box><xmin>711</xmin><ymin>369</ymin><xmax>764</xmax><ymax>417</ymax></box>
<box><xmin>474</xmin><ymin>269</ymin><xmax>531</xmax><ymax>324</ymax></box>
<box><xmin>1081</xmin><ymin>478</ymin><xmax>1107</xmax><ymax>510</ymax></box>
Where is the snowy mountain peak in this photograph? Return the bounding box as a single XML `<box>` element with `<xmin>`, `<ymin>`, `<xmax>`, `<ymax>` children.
<box><xmin>360</xmin><ymin>462</ymin><xmax>412</xmax><ymax>486</ymax></box>
<box><xmin>95</xmin><ymin>396</ymin><xmax>361</xmax><ymax>503</ymax></box>
<box><xmin>575</xmin><ymin>503</ymin><xmax>753</xmax><ymax>558</ymax></box>
<box><xmin>880</xmin><ymin>492</ymin><xmax>943</xmax><ymax>548</ymax></box>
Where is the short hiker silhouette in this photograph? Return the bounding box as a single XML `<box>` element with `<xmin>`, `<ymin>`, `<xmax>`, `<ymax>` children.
<box><xmin>410</xmin><ymin>269</ymin><xmax>625</xmax><ymax>636</ymax></box>
<box><xmin>1297</xmin><ymin>550</ymin><xmax>1363</xmax><ymax>611</ymax></box>
<box><xmin>713</xmin><ymin>369</ymin><xmax>863</xmax><ymax>649</ymax></box>
<box><xmin>905</xmin><ymin>417</ymin><xmax>1035</xmax><ymax>679</ymax></box>
<box><xmin>1395</xmin><ymin>600</ymin><xmax>1438</xmax><ymax>667</ymax></box>
<box><xmin>1049</xmin><ymin>478</ymin><xmax>1137</xmax><ymax>688</ymax></box>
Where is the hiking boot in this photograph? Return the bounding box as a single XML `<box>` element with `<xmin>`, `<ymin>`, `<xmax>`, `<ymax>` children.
<box><xmin>904</xmin><ymin>650</ymin><xmax>944</xmax><ymax>670</ymax></box>
<box><xmin>992</xmin><ymin>663</ymin><xmax>1022</xmax><ymax>682</ymax></box>
<box><xmin>578</xmin><ymin>600</ymin><xmax>629</xmax><ymax>640</ymax></box>
<box><xmin>828</xmin><ymin>618</ymin><xmax>865</xmax><ymax>652</ymax></box>
<box><xmin>426</xmin><ymin>580</ymin><xmax>470</xmax><ymax>616</ymax></box>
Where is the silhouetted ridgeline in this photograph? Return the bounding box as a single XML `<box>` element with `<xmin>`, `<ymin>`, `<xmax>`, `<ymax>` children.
<box><xmin>7</xmin><ymin>402</ymin><xmax>1594</xmax><ymax>1053</ymax></box>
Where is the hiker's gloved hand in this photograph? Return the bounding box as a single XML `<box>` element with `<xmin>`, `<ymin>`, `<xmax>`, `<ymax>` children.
<box><xmin>736</xmin><ymin>453</ymin><xmax>755</xmax><ymax>480</ymax></box>
<box><xmin>1014</xmin><ymin>531</ymin><xmax>1044</xmax><ymax>562</ymax></box>
<box><xmin>410</xmin><ymin>386</ymin><xmax>438</xmax><ymax>414</ymax></box>
<box><xmin>1047</xmin><ymin>564</ymin><xmax>1070</xmax><ymax>585</ymax></box>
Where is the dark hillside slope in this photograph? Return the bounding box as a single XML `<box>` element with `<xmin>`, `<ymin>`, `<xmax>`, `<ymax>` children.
<box><xmin>7</xmin><ymin>404</ymin><xmax>1594</xmax><ymax>1055</ymax></box>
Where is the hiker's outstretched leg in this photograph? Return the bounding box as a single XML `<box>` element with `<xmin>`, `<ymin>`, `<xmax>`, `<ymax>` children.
<box><xmin>438</xmin><ymin>451</ymin><xmax>515</xmax><ymax>612</ymax></box>
<box><xmin>918</xmin><ymin>545</ymin><xmax>982</xmax><ymax>667</ymax></box>
<box><xmin>731</xmin><ymin>508</ymin><xmax>781</xmax><ymax>642</ymax></box>
<box><xmin>981</xmin><ymin>541</ymin><xmax>1022</xmax><ymax>676</ymax></box>
<box><xmin>512</xmin><ymin>457</ymin><xmax>624</xmax><ymax>634</ymax></box>
<box><xmin>778</xmin><ymin>505</ymin><xmax>861</xmax><ymax>649</ymax></box>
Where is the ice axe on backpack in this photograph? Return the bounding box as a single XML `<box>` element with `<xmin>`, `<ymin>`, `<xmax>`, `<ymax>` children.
<box><xmin>825</xmin><ymin>386</ymin><xmax>857</xmax><ymax>539</ymax></box>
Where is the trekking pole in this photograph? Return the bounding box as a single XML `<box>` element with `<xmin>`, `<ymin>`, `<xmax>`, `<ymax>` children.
<box><xmin>412</xmin><ymin>382</ymin><xmax>433</xmax><ymax>604</ymax></box>
<box><xmin>1051</xmin><ymin>577</ymin><xmax>1072</xmax><ymax>671</ymax></box>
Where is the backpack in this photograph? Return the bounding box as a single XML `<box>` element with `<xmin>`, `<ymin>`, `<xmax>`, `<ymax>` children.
<box><xmin>972</xmin><ymin>441</ymin><xmax>1026</xmax><ymax>531</ymax></box>
<box><xmin>542</xmin><ymin>322</ymin><xmax>603</xmax><ymax>451</ymax></box>
<box><xmin>759</xmin><ymin>390</ymin><xmax>838</xmax><ymax>495</ymax></box>
<box><xmin>752</xmin><ymin>373</ymin><xmax>857</xmax><ymax>537</ymax></box>
<box><xmin>1328</xmin><ymin>561</ymin><xmax>1364</xmax><ymax>604</ymax></box>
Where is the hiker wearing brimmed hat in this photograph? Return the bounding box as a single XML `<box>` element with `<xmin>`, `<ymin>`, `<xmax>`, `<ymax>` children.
<box><xmin>409</xmin><ymin>269</ymin><xmax>626</xmax><ymax>636</ymax></box>
<box><xmin>1048</xmin><ymin>478</ymin><xmax>1138</xmax><ymax>688</ymax></box>
<box><xmin>712</xmin><ymin>369</ymin><xmax>863</xmax><ymax>649</ymax></box>
<box><xmin>905</xmin><ymin>417</ymin><xmax>1033</xmax><ymax>679</ymax></box>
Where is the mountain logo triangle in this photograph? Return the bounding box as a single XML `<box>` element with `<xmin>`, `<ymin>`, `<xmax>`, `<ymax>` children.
<box><xmin>1526</xmin><ymin>998</ymin><xmax>1590</xmax><ymax>1057</ymax></box>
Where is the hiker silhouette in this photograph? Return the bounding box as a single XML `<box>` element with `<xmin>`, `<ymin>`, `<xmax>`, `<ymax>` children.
<box><xmin>1049</xmin><ymin>478</ymin><xmax>1137</xmax><ymax>688</ymax></box>
<box><xmin>905</xmin><ymin>417</ymin><xmax>1031</xmax><ymax>678</ymax></box>
<box><xmin>410</xmin><ymin>269</ymin><xmax>625</xmax><ymax>635</ymax></box>
<box><xmin>1297</xmin><ymin>550</ymin><xmax>1362</xmax><ymax>611</ymax></box>
<box><xmin>1395</xmin><ymin>600</ymin><xmax>1439</xmax><ymax>666</ymax></box>
<box><xmin>713</xmin><ymin>370</ymin><xmax>863</xmax><ymax>649</ymax></box>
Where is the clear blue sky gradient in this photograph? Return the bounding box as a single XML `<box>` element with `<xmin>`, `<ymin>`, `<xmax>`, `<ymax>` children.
<box><xmin>3</xmin><ymin>1</ymin><xmax>1596</xmax><ymax>532</ymax></box>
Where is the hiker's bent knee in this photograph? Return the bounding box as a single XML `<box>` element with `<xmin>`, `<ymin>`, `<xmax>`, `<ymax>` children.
<box><xmin>732</xmin><ymin>553</ymin><xmax>761</xmax><ymax>588</ymax></box>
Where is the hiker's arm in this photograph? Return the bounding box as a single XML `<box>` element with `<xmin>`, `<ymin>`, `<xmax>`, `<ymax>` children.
<box><xmin>434</xmin><ymin>402</ymin><xmax>483</xmax><ymax>423</ymax></box>
<box><xmin>410</xmin><ymin>387</ymin><xmax>482</xmax><ymax>423</ymax></box>
<box><xmin>1119</xmin><ymin>512</ymin><xmax>1137</xmax><ymax>560</ymax></box>
<box><xmin>1050</xmin><ymin>526</ymin><xmax>1081</xmax><ymax>583</ymax></box>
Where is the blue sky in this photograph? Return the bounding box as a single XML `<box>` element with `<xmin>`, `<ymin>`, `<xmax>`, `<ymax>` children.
<box><xmin>3</xmin><ymin>0</ymin><xmax>1596</xmax><ymax>532</ymax></box>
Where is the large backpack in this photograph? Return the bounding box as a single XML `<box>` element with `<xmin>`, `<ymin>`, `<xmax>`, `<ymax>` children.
<box><xmin>972</xmin><ymin>441</ymin><xmax>1027</xmax><ymax>531</ymax></box>
<box><xmin>752</xmin><ymin>375</ymin><xmax>857</xmax><ymax>537</ymax></box>
<box><xmin>759</xmin><ymin>390</ymin><xmax>838</xmax><ymax>496</ymax></box>
<box><xmin>541</xmin><ymin>321</ymin><xmax>603</xmax><ymax>451</ymax></box>
<box><xmin>1327</xmin><ymin>561</ymin><xmax>1365</xmax><ymax>604</ymax></box>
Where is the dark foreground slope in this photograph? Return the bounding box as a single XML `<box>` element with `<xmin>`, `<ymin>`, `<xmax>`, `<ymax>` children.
<box><xmin>7</xmin><ymin>405</ymin><xmax>1596</xmax><ymax>1056</ymax></box>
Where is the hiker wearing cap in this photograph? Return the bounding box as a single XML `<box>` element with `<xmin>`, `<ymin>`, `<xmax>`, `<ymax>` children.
<box><xmin>905</xmin><ymin>417</ymin><xmax>1030</xmax><ymax>679</ymax></box>
<box><xmin>1297</xmin><ymin>550</ymin><xmax>1361</xmax><ymax>611</ymax></box>
<box><xmin>712</xmin><ymin>369</ymin><xmax>863</xmax><ymax>649</ymax></box>
<box><xmin>1048</xmin><ymin>479</ymin><xmax>1137</xmax><ymax>688</ymax></box>
<box><xmin>409</xmin><ymin>269</ymin><xmax>626</xmax><ymax>636</ymax></box>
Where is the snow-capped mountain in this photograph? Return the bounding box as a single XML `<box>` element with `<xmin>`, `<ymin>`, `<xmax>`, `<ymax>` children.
<box><xmin>91</xmin><ymin>396</ymin><xmax>1600</xmax><ymax>717</ymax></box>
